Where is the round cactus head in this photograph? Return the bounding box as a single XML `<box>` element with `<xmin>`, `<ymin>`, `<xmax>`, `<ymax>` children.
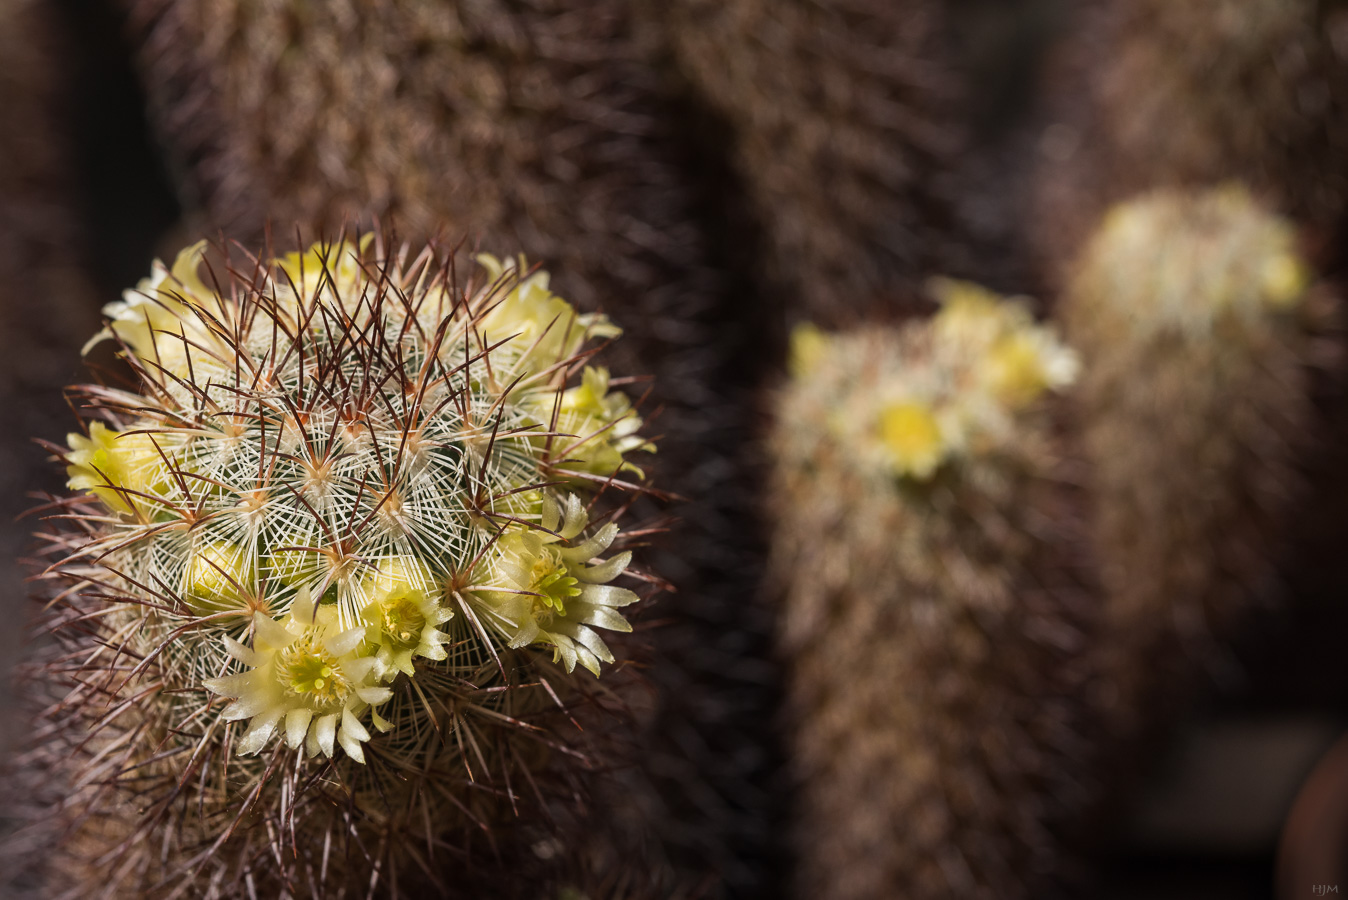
<box><xmin>33</xmin><ymin>232</ymin><xmax>658</xmax><ymax>895</ymax></box>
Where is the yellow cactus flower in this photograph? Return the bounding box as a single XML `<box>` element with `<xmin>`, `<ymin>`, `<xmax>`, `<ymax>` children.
<box><xmin>85</xmin><ymin>241</ymin><xmax>220</xmax><ymax>372</ymax></box>
<box><xmin>1259</xmin><ymin>252</ymin><xmax>1308</xmax><ymax>309</ymax></box>
<box><xmin>360</xmin><ymin>557</ymin><xmax>453</xmax><ymax>677</ymax></box>
<box><xmin>789</xmin><ymin>322</ymin><xmax>830</xmax><ymax>378</ymax></box>
<box><xmin>539</xmin><ymin>365</ymin><xmax>653</xmax><ymax>477</ymax></box>
<box><xmin>931</xmin><ymin>277</ymin><xmax>1028</xmax><ymax>351</ymax></box>
<box><xmin>204</xmin><ymin>589</ymin><xmax>392</xmax><ymax>763</ymax></box>
<box><xmin>982</xmin><ymin>329</ymin><xmax>1080</xmax><ymax>410</ymax></box>
<box><xmin>877</xmin><ymin>400</ymin><xmax>949</xmax><ymax>480</ymax></box>
<box><xmin>476</xmin><ymin>254</ymin><xmax>620</xmax><ymax>379</ymax></box>
<box><xmin>472</xmin><ymin>494</ymin><xmax>638</xmax><ymax>676</ymax></box>
<box><xmin>65</xmin><ymin>421</ymin><xmax>174</xmax><ymax>516</ymax></box>
<box><xmin>275</xmin><ymin>235</ymin><xmax>374</xmax><ymax>318</ymax></box>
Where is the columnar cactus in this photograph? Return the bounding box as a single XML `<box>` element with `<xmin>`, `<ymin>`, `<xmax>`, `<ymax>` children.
<box><xmin>1035</xmin><ymin>0</ymin><xmax>1348</xmax><ymax>269</ymax></box>
<box><xmin>665</xmin><ymin>0</ymin><xmax>952</xmax><ymax>320</ymax></box>
<box><xmin>1097</xmin><ymin>0</ymin><xmax>1348</xmax><ymax>222</ymax></box>
<box><xmin>769</xmin><ymin>282</ymin><xmax>1087</xmax><ymax>900</ymax></box>
<box><xmin>1063</xmin><ymin>186</ymin><xmax>1322</xmax><ymax>736</ymax></box>
<box><xmin>26</xmin><ymin>235</ymin><xmax>655</xmax><ymax>898</ymax></box>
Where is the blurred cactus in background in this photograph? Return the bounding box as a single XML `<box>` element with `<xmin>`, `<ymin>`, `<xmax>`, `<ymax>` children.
<box><xmin>1035</xmin><ymin>0</ymin><xmax>1348</xmax><ymax>273</ymax></box>
<box><xmin>1064</xmin><ymin>186</ymin><xmax>1324</xmax><ymax>738</ymax></box>
<box><xmin>1103</xmin><ymin>0</ymin><xmax>1348</xmax><ymax>215</ymax></box>
<box><xmin>769</xmin><ymin>283</ymin><xmax>1088</xmax><ymax>900</ymax></box>
<box><xmin>665</xmin><ymin>0</ymin><xmax>953</xmax><ymax>321</ymax></box>
<box><xmin>18</xmin><ymin>235</ymin><xmax>655</xmax><ymax>898</ymax></box>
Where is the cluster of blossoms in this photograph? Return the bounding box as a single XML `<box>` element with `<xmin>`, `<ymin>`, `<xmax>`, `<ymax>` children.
<box><xmin>787</xmin><ymin>279</ymin><xmax>1078</xmax><ymax>481</ymax></box>
<box><xmin>1086</xmin><ymin>185</ymin><xmax>1309</xmax><ymax>334</ymax></box>
<box><xmin>61</xmin><ymin>236</ymin><xmax>653</xmax><ymax>764</ymax></box>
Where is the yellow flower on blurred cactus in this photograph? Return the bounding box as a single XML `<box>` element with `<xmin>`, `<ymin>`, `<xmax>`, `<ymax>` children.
<box><xmin>778</xmin><ymin>279</ymin><xmax>1076</xmax><ymax>486</ymax></box>
<box><xmin>930</xmin><ymin>277</ymin><xmax>1026</xmax><ymax>350</ymax></box>
<box><xmin>789</xmin><ymin>322</ymin><xmax>829</xmax><ymax>378</ymax></box>
<box><xmin>1259</xmin><ymin>252</ymin><xmax>1308</xmax><ymax>309</ymax></box>
<box><xmin>1086</xmin><ymin>186</ymin><xmax>1309</xmax><ymax>332</ymax></box>
<box><xmin>982</xmin><ymin>329</ymin><xmax>1080</xmax><ymax>410</ymax></box>
<box><xmin>877</xmin><ymin>401</ymin><xmax>948</xmax><ymax>479</ymax></box>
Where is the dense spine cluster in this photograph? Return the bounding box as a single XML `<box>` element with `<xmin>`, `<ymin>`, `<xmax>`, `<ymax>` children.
<box><xmin>28</xmin><ymin>235</ymin><xmax>655</xmax><ymax>898</ymax></box>
<box><xmin>1064</xmin><ymin>186</ymin><xmax>1322</xmax><ymax>736</ymax></box>
<box><xmin>769</xmin><ymin>284</ymin><xmax>1088</xmax><ymax>900</ymax></box>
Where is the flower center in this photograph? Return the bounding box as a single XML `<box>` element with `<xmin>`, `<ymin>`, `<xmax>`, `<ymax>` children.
<box><xmin>276</xmin><ymin>636</ymin><xmax>350</xmax><ymax>710</ymax></box>
<box><xmin>530</xmin><ymin>550</ymin><xmax>580</xmax><ymax>614</ymax></box>
<box><xmin>379</xmin><ymin>596</ymin><xmax>427</xmax><ymax>651</ymax></box>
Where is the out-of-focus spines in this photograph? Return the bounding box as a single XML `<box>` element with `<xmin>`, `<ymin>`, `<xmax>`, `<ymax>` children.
<box><xmin>1035</xmin><ymin>0</ymin><xmax>1348</xmax><ymax>277</ymax></box>
<box><xmin>663</xmin><ymin>0</ymin><xmax>956</xmax><ymax>321</ymax></box>
<box><xmin>769</xmin><ymin>286</ymin><xmax>1090</xmax><ymax>899</ymax></box>
<box><xmin>1063</xmin><ymin>186</ymin><xmax>1330</xmax><ymax>738</ymax></box>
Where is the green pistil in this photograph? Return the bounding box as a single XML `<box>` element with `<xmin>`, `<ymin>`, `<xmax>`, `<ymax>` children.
<box><xmin>530</xmin><ymin>552</ymin><xmax>581</xmax><ymax>614</ymax></box>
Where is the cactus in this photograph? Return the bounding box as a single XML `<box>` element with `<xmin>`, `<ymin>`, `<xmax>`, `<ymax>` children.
<box><xmin>665</xmin><ymin>0</ymin><xmax>952</xmax><ymax>320</ymax></box>
<box><xmin>1035</xmin><ymin>0</ymin><xmax>1348</xmax><ymax>269</ymax></box>
<box><xmin>1063</xmin><ymin>186</ymin><xmax>1322</xmax><ymax>737</ymax></box>
<box><xmin>768</xmin><ymin>282</ymin><xmax>1087</xmax><ymax>900</ymax></box>
<box><xmin>124</xmin><ymin>7</ymin><xmax>788</xmax><ymax>890</ymax></box>
<box><xmin>20</xmin><ymin>234</ymin><xmax>656</xmax><ymax>898</ymax></box>
<box><xmin>1103</xmin><ymin>0</ymin><xmax>1348</xmax><ymax>218</ymax></box>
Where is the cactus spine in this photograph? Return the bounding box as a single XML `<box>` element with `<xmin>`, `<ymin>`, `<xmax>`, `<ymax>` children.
<box><xmin>24</xmin><ymin>234</ymin><xmax>655</xmax><ymax>898</ymax></box>
<box><xmin>1063</xmin><ymin>186</ymin><xmax>1321</xmax><ymax>735</ymax></box>
<box><xmin>769</xmin><ymin>283</ymin><xmax>1086</xmax><ymax>899</ymax></box>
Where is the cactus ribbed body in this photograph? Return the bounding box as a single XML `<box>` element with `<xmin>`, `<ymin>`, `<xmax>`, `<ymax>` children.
<box><xmin>1100</xmin><ymin>0</ymin><xmax>1348</xmax><ymax>221</ymax></box>
<box><xmin>769</xmin><ymin>287</ymin><xmax>1087</xmax><ymax>899</ymax></box>
<box><xmin>29</xmin><ymin>236</ymin><xmax>654</xmax><ymax>898</ymax></box>
<box><xmin>1064</xmin><ymin>186</ymin><xmax>1320</xmax><ymax>735</ymax></box>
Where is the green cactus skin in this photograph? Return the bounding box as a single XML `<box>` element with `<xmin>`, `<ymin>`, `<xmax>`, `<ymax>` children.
<box><xmin>17</xmin><ymin>235</ymin><xmax>657</xmax><ymax>900</ymax></box>
<box><xmin>1064</xmin><ymin>186</ymin><xmax>1325</xmax><ymax>739</ymax></box>
<box><xmin>664</xmin><ymin>0</ymin><xmax>953</xmax><ymax>322</ymax></box>
<box><xmin>1036</xmin><ymin>0</ymin><xmax>1348</xmax><ymax>272</ymax></box>
<box><xmin>768</xmin><ymin>302</ymin><xmax>1090</xmax><ymax>900</ymax></box>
